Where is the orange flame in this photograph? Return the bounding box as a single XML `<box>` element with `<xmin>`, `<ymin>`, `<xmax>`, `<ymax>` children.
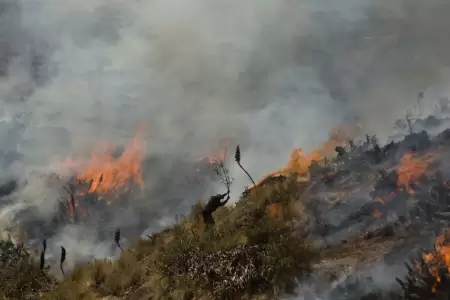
<box><xmin>396</xmin><ymin>152</ymin><xmax>434</xmax><ymax>194</ymax></box>
<box><xmin>248</xmin><ymin>125</ymin><xmax>355</xmax><ymax>189</ymax></box>
<box><xmin>62</xmin><ymin>125</ymin><xmax>145</xmax><ymax>197</ymax></box>
<box><xmin>423</xmin><ymin>234</ymin><xmax>450</xmax><ymax>292</ymax></box>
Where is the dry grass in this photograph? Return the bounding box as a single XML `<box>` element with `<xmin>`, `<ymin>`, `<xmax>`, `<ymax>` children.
<box><xmin>41</xmin><ymin>175</ymin><xmax>319</xmax><ymax>300</ymax></box>
<box><xmin>0</xmin><ymin>239</ymin><xmax>56</xmax><ymax>300</ymax></box>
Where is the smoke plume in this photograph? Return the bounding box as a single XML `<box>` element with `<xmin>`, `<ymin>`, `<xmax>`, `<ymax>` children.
<box><xmin>0</xmin><ymin>0</ymin><xmax>450</xmax><ymax>267</ymax></box>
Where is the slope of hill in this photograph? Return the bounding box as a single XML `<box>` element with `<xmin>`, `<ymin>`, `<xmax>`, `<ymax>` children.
<box><xmin>4</xmin><ymin>122</ymin><xmax>450</xmax><ymax>299</ymax></box>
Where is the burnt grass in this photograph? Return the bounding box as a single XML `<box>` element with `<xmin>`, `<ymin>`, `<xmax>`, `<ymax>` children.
<box><xmin>6</xmin><ymin>125</ymin><xmax>450</xmax><ymax>299</ymax></box>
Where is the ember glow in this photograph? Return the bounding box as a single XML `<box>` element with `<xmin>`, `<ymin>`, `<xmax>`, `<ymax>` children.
<box><xmin>396</xmin><ymin>151</ymin><xmax>434</xmax><ymax>194</ymax></box>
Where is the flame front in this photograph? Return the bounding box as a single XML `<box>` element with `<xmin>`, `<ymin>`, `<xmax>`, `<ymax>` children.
<box><xmin>248</xmin><ymin>125</ymin><xmax>355</xmax><ymax>189</ymax></box>
<box><xmin>62</xmin><ymin>125</ymin><xmax>145</xmax><ymax>197</ymax></box>
<box><xmin>396</xmin><ymin>152</ymin><xmax>434</xmax><ymax>194</ymax></box>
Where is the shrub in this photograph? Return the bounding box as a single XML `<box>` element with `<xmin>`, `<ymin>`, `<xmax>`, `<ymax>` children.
<box><xmin>0</xmin><ymin>239</ymin><xmax>55</xmax><ymax>299</ymax></box>
<box><xmin>155</xmin><ymin>190</ymin><xmax>318</xmax><ymax>300</ymax></box>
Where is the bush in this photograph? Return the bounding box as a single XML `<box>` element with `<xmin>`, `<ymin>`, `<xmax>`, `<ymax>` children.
<box><xmin>155</xmin><ymin>189</ymin><xmax>318</xmax><ymax>300</ymax></box>
<box><xmin>0</xmin><ymin>239</ymin><xmax>55</xmax><ymax>299</ymax></box>
<box><xmin>43</xmin><ymin>251</ymin><xmax>148</xmax><ymax>300</ymax></box>
<box><xmin>44</xmin><ymin>175</ymin><xmax>318</xmax><ymax>299</ymax></box>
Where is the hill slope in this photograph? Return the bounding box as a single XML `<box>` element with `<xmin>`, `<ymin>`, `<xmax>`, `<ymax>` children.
<box><xmin>5</xmin><ymin>125</ymin><xmax>450</xmax><ymax>299</ymax></box>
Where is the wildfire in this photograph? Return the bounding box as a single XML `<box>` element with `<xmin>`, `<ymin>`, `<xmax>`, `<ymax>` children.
<box><xmin>396</xmin><ymin>151</ymin><xmax>434</xmax><ymax>194</ymax></box>
<box><xmin>62</xmin><ymin>125</ymin><xmax>145</xmax><ymax>197</ymax></box>
<box><xmin>423</xmin><ymin>234</ymin><xmax>450</xmax><ymax>292</ymax></box>
<box><xmin>248</xmin><ymin>125</ymin><xmax>355</xmax><ymax>189</ymax></box>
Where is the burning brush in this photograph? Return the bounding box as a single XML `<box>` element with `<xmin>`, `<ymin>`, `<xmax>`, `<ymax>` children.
<box><xmin>58</xmin><ymin>126</ymin><xmax>145</xmax><ymax>224</ymax></box>
<box><xmin>396</xmin><ymin>234</ymin><xmax>450</xmax><ymax>299</ymax></box>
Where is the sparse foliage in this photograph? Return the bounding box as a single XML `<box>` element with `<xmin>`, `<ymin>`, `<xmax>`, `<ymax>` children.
<box><xmin>211</xmin><ymin>148</ymin><xmax>233</xmax><ymax>191</ymax></box>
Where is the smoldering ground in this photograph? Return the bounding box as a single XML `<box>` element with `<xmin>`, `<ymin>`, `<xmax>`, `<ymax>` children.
<box><xmin>0</xmin><ymin>0</ymin><xmax>449</xmax><ymax>269</ymax></box>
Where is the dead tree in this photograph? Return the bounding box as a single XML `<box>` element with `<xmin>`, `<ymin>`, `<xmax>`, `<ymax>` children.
<box><xmin>202</xmin><ymin>190</ymin><xmax>230</xmax><ymax>226</ymax></box>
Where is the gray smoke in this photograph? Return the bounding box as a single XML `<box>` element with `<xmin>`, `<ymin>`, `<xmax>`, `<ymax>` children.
<box><xmin>0</xmin><ymin>0</ymin><xmax>449</xmax><ymax>267</ymax></box>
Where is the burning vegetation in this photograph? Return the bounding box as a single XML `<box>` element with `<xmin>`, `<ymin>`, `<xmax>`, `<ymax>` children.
<box><xmin>7</xmin><ymin>113</ymin><xmax>450</xmax><ymax>299</ymax></box>
<box><xmin>62</xmin><ymin>125</ymin><xmax>144</xmax><ymax>196</ymax></box>
<box><xmin>47</xmin><ymin>127</ymin><xmax>147</xmax><ymax>227</ymax></box>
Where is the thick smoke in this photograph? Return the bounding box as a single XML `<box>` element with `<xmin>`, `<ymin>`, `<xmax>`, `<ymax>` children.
<box><xmin>304</xmin><ymin>0</ymin><xmax>450</xmax><ymax>137</ymax></box>
<box><xmin>0</xmin><ymin>0</ymin><xmax>449</xmax><ymax>268</ymax></box>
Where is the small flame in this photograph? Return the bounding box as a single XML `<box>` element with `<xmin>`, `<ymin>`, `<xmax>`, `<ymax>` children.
<box><xmin>248</xmin><ymin>125</ymin><xmax>355</xmax><ymax>189</ymax></box>
<box><xmin>396</xmin><ymin>152</ymin><xmax>434</xmax><ymax>194</ymax></box>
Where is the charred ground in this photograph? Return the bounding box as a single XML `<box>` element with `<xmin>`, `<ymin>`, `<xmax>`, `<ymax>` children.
<box><xmin>5</xmin><ymin>116</ymin><xmax>450</xmax><ymax>299</ymax></box>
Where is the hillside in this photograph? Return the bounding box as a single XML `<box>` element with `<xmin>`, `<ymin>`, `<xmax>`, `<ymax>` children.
<box><xmin>4</xmin><ymin>121</ymin><xmax>450</xmax><ymax>299</ymax></box>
